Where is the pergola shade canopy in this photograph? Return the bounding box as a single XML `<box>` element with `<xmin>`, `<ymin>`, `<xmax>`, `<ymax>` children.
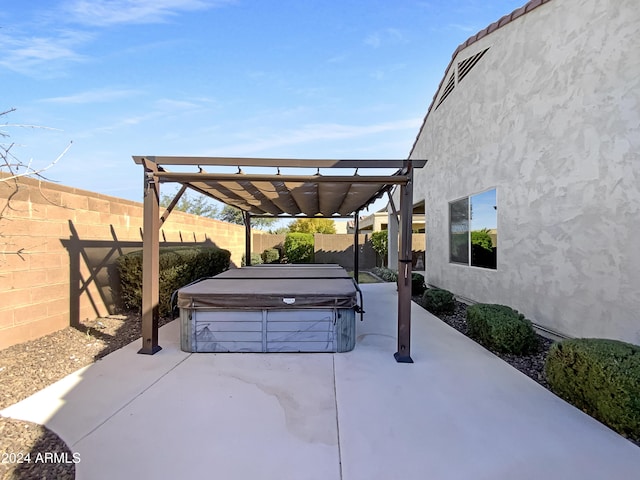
<box><xmin>133</xmin><ymin>155</ymin><xmax>426</xmax><ymax>363</ymax></box>
<box><xmin>133</xmin><ymin>156</ymin><xmax>425</xmax><ymax>217</ymax></box>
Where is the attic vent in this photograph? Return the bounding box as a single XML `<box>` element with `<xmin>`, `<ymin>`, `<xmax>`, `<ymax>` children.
<box><xmin>435</xmin><ymin>47</ymin><xmax>490</xmax><ymax>110</ymax></box>
<box><xmin>458</xmin><ymin>48</ymin><xmax>489</xmax><ymax>82</ymax></box>
<box><xmin>435</xmin><ymin>73</ymin><xmax>456</xmax><ymax>109</ymax></box>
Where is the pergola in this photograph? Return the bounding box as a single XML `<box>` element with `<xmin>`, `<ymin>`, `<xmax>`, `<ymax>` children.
<box><xmin>133</xmin><ymin>156</ymin><xmax>426</xmax><ymax>363</ymax></box>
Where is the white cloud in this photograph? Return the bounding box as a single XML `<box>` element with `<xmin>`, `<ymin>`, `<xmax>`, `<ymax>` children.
<box><xmin>218</xmin><ymin>118</ymin><xmax>422</xmax><ymax>155</ymax></box>
<box><xmin>40</xmin><ymin>88</ymin><xmax>141</xmax><ymax>104</ymax></box>
<box><xmin>64</xmin><ymin>0</ymin><xmax>235</xmax><ymax>26</ymax></box>
<box><xmin>447</xmin><ymin>23</ymin><xmax>477</xmax><ymax>32</ymax></box>
<box><xmin>364</xmin><ymin>28</ymin><xmax>406</xmax><ymax>48</ymax></box>
<box><xmin>0</xmin><ymin>30</ymin><xmax>90</xmax><ymax>76</ymax></box>
<box><xmin>153</xmin><ymin>98</ymin><xmax>201</xmax><ymax>110</ymax></box>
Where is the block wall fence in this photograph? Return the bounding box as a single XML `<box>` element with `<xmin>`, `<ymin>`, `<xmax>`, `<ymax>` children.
<box><xmin>0</xmin><ymin>173</ymin><xmax>246</xmax><ymax>350</ymax></box>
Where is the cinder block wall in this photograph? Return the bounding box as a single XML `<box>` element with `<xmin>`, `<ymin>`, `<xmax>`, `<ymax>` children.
<box><xmin>0</xmin><ymin>173</ymin><xmax>245</xmax><ymax>350</ymax></box>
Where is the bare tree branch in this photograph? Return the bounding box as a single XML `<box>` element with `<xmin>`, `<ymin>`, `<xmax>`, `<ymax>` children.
<box><xmin>1</xmin><ymin>108</ymin><xmax>71</xmax><ymax>265</ymax></box>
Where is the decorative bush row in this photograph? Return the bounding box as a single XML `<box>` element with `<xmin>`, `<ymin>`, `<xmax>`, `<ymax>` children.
<box><xmin>545</xmin><ymin>338</ymin><xmax>640</xmax><ymax>439</ymax></box>
<box><xmin>284</xmin><ymin>233</ymin><xmax>314</xmax><ymax>263</ymax></box>
<box><xmin>371</xmin><ymin>266</ymin><xmax>398</xmax><ymax>283</ymax></box>
<box><xmin>422</xmin><ymin>288</ymin><xmax>455</xmax><ymax>314</ymax></box>
<box><xmin>466</xmin><ymin>304</ymin><xmax>538</xmax><ymax>354</ymax></box>
<box><xmin>116</xmin><ymin>246</ymin><xmax>231</xmax><ymax>316</ymax></box>
<box><xmin>241</xmin><ymin>252</ymin><xmax>264</xmax><ymax>266</ymax></box>
<box><xmin>261</xmin><ymin>248</ymin><xmax>280</xmax><ymax>264</ymax></box>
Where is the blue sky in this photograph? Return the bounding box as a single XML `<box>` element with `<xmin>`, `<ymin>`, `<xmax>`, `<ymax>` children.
<box><xmin>2</xmin><ymin>0</ymin><xmax>525</xmax><ymax>210</ymax></box>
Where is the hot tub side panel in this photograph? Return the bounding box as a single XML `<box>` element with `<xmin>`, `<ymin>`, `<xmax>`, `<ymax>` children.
<box><xmin>180</xmin><ymin>307</ymin><xmax>356</xmax><ymax>353</ymax></box>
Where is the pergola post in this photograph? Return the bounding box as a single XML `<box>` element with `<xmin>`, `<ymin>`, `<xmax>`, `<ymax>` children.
<box><xmin>353</xmin><ymin>211</ymin><xmax>360</xmax><ymax>283</ymax></box>
<box><xmin>394</xmin><ymin>162</ymin><xmax>414</xmax><ymax>363</ymax></box>
<box><xmin>139</xmin><ymin>160</ymin><xmax>162</xmax><ymax>355</ymax></box>
<box><xmin>244</xmin><ymin>211</ymin><xmax>252</xmax><ymax>266</ymax></box>
<box><xmin>387</xmin><ymin>191</ymin><xmax>400</xmax><ymax>268</ymax></box>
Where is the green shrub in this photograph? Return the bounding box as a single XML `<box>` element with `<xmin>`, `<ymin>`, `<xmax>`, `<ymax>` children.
<box><xmin>422</xmin><ymin>288</ymin><xmax>455</xmax><ymax>315</ymax></box>
<box><xmin>371</xmin><ymin>266</ymin><xmax>398</xmax><ymax>283</ymax></box>
<box><xmin>241</xmin><ymin>252</ymin><xmax>264</xmax><ymax>266</ymax></box>
<box><xmin>261</xmin><ymin>248</ymin><xmax>280</xmax><ymax>264</ymax></box>
<box><xmin>116</xmin><ymin>246</ymin><xmax>231</xmax><ymax>316</ymax></box>
<box><xmin>411</xmin><ymin>273</ymin><xmax>426</xmax><ymax>295</ymax></box>
<box><xmin>471</xmin><ymin>228</ymin><xmax>493</xmax><ymax>251</ymax></box>
<box><xmin>466</xmin><ymin>304</ymin><xmax>538</xmax><ymax>354</ymax></box>
<box><xmin>284</xmin><ymin>233</ymin><xmax>314</xmax><ymax>263</ymax></box>
<box><xmin>545</xmin><ymin>338</ymin><xmax>640</xmax><ymax>439</ymax></box>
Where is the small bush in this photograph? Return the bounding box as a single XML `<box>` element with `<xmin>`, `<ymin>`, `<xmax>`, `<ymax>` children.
<box><xmin>411</xmin><ymin>273</ymin><xmax>426</xmax><ymax>295</ymax></box>
<box><xmin>466</xmin><ymin>304</ymin><xmax>538</xmax><ymax>354</ymax></box>
<box><xmin>261</xmin><ymin>248</ymin><xmax>280</xmax><ymax>264</ymax></box>
<box><xmin>116</xmin><ymin>246</ymin><xmax>231</xmax><ymax>316</ymax></box>
<box><xmin>241</xmin><ymin>252</ymin><xmax>264</xmax><ymax>266</ymax></box>
<box><xmin>545</xmin><ymin>338</ymin><xmax>640</xmax><ymax>439</ymax></box>
<box><xmin>371</xmin><ymin>266</ymin><xmax>398</xmax><ymax>283</ymax></box>
<box><xmin>422</xmin><ymin>288</ymin><xmax>455</xmax><ymax>315</ymax></box>
<box><xmin>284</xmin><ymin>233</ymin><xmax>314</xmax><ymax>263</ymax></box>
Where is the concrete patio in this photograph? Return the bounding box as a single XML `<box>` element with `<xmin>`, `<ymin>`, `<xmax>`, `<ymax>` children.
<box><xmin>3</xmin><ymin>283</ymin><xmax>640</xmax><ymax>479</ymax></box>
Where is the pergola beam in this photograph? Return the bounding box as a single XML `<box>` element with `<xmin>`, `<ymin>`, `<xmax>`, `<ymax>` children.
<box><xmin>134</xmin><ymin>156</ymin><xmax>427</xmax><ymax>169</ymax></box>
<box><xmin>154</xmin><ymin>172</ymin><xmax>408</xmax><ymax>184</ymax></box>
<box><xmin>160</xmin><ymin>184</ymin><xmax>188</xmax><ymax>227</ymax></box>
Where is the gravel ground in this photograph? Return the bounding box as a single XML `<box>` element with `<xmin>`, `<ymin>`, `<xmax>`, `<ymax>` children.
<box><xmin>0</xmin><ymin>314</ymin><xmax>173</xmax><ymax>480</ymax></box>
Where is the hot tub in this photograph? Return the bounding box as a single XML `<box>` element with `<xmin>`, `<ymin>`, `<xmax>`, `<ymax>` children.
<box><xmin>177</xmin><ymin>265</ymin><xmax>360</xmax><ymax>353</ymax></box>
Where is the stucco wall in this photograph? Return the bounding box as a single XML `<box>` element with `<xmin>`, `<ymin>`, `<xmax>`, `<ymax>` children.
<box><xmin>0</xmin><ymin>173</ymin><xmax>245</xmax><ymax>349</ymax></box>
<box><xmin>411</xmin><ymin>0</ymin><xmax>640</xmax><ymax>342</ymax></box>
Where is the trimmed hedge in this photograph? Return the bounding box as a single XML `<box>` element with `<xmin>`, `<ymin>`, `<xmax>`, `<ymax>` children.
<box><xmin>116</xmin><ymin>246</ymin><xmax>231</xmax><ymax>316</ymax></box>
<box><xmin>371</xmin><ymin>266</ymin><xmax>398</xmax><ymax>283</ymax></box>
<box><xmin>545</xmin><ymin>338</ymin><xmax>640</xmax><ymax>439</ymax></box>
<box><xmin>466</xmin><ymin>304</ymin><xmax>538</xmax><ymax>354</ymax></box>
<box><xmin>241</xmin><ymin>252</ymin><xmax>263</xmax><ymax>266</ymax></box>
<box><xmin>261</xmin><ymin>248</ymin><xmax>280</xmax><ymax>264</ymax></box>
<box><xmin>284</xmin><ymin>233</ymin><xmax>314</xmax><ymax>263</ymax></box>
<box><xmin>411</xmin><ymin>273</ymin><xmax>426</xmax><ymax>295</ymax></box>
<box><xmin>422</xmin><ymin>288</ymin><xmax>455</xmax><ymax>315</ymax></box>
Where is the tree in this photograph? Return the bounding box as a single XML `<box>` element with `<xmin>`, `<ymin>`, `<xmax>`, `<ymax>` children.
<box><xmin>218</xmin><ymin>204</ymin><xmax>279</xmax><ymax>229</ymax></box>
<box><xmin>160</xmin><ymin>191</ymin><xmax>219</xmax><ymax>219</ymax></box>
<box><xmin>1</xmin><ymin>108</ymin><xmax>70</xmax><ymax>183</ymax></box>
<box><xmin>471</xmin><ymin>228</ymin><xmax>493</xmax><ymax>252</ymax></box>
<box><xmin>1</xmin><ymin>108</ymin><xmax>71</xmax><ymax>263</ymax></box>
<box><xmin>370</xmin><ymin>230</ymin><xmax>388</xmax><ymax>267</ymax></box>
<box><xmin>218</xmin><ymin>204</ymin><xmax>244</xmax><ymax>224</ymax></box>
<box><xmin>288</xmin><ymin>217</ymin><xmax>336</xmax><ymax>234</ymax></box>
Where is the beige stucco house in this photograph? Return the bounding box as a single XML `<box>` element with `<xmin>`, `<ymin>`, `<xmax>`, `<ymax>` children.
<box><xmin>403</xmin><ymin>0</ymin><xmax>639</xmax><ymax>343</ymax></box>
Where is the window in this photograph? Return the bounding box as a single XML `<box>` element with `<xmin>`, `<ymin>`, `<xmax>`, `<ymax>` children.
<box><xmin>449</xmin><ymin>189</ymin><xmax>497</xmax><ymax>269</ymax></box>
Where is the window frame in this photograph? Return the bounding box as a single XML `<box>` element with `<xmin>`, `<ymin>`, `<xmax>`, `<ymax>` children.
<box><xmin>448</xmin><ymin>188</ymin><xmax>497</xmax><ymax>270</ymax></box>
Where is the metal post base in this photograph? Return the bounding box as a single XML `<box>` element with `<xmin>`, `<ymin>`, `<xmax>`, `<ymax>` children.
<box><xmin>138</xmin><ymin>345</ymin><xmax>162</xmax><ymax>355</ymax></box>
<box><xmin>394</xmin><ymin>352</ymin><xmax>414</xmax><ymax>363</ymax></box>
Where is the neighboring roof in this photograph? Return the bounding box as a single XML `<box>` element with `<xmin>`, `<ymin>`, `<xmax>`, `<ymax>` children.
<box><xmin>133</xmin><ymin>156</ymin><xmax>426</xmax><ymax>217</ymax></box>
<box><xmin>409</xmin><ymin>0</ymin><xmax>552</xmax><ymax>156</ymax></box>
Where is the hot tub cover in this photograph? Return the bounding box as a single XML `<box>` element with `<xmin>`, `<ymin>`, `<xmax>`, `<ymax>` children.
<box><xmin>177</xmin><ymin>266</ymin><xmax>358</xmax><ymax>310</ymax></box>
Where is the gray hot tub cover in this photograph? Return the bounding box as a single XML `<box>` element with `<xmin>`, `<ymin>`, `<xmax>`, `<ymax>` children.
<box><xmin>177</xmin><ymin>267</ymin><xmax>358</xmax><ymax>310</ymax></box>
